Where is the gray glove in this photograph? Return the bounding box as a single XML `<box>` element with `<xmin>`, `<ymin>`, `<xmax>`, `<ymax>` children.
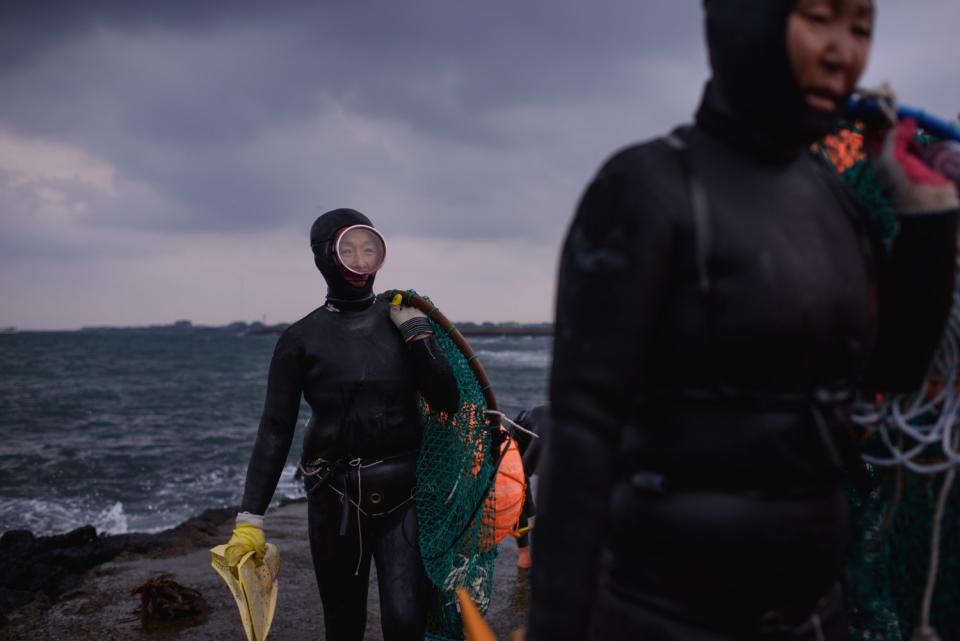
<box><xmin>390</xmin><ymin>301</ymin><xmax>433</xmax><ymax>343</ymax></box>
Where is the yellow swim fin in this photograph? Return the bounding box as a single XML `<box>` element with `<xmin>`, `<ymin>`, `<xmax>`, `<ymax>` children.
<box><xmin>211</xmin><ymin>542</ymin><xmax>280</xmax><ymax>641</ymax></box>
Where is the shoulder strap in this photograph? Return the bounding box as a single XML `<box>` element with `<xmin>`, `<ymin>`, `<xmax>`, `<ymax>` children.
<box><xmin>665</xmin><ymin>128</ymin><xmax>711</xmax><ymax>294</ymax></box>
<box><xmin>664</xmin><ymin>127</ymin><xmax>720</xmax><ymax>388</ymax></box>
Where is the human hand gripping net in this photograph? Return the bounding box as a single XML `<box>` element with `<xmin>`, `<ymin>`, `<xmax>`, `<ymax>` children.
<box><xmin>382</xmin><ymin>289</ymin><xmax>502</xmax><ymax>641</ymax></box>
<box><xmin>818</xmin><ymin>121</ymin><xmax>960</xmax><ymax>641</ymax></box>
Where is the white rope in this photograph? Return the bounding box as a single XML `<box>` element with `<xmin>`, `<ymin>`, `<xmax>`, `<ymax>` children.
<box><xmin>811</xmin><ymin>613</ymin><xmax>825</xmax><ymax>641</ymax></box>
<box><xmin>851</xmin><ymin>281</ymin><xmax>960</xmax><ymax>474</ymax></box>
<box><xmin>912</xmin><ymin>457</ymin><xmax>955</xmax><ymax>641</ymax></box>
<box><xmin>353</xmin><ymin>458</ymin><xmax>364</xmax><ymax>576</ymax></box>
<box><xmin>850</xmin><ymin>274</ymin><xmax>960</xmax><ymax>641</ymax></box>
<box><xmin>483</xmin><ymin>410</ymin><xmax>540</xmax><ymax>439</ymax></box>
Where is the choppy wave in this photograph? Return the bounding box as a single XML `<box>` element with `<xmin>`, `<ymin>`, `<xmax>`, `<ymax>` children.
<box><xmin>475</xmin><ymin>349</ymin><xmax>551</xmax><ymax>368</ymax></box>
<box><xmin>0</xmin><ymin>333</ymin><xmax>547</xmax><ymax>535</ymax></box>
<box><xmin>0</xmin><ymin>462</ymin><xmax>305</xmax><ymax>536</ymax></box>
<box><xmin>0</xmin><ymin>498</ymin><xmax>130</xmax><ymax>536</ymax></box>
<box><xmin>276</xmin><ymin>463</ymin><xmax>307</xmax><ymax>502</ymax></box>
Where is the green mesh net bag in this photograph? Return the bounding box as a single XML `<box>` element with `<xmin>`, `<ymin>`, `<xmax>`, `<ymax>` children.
<box><xmin>846</xmin><ymin>466</ymin><xmax>960</xmax><ymax>641</ymax></box>
<box><xmin>382</xmin><ymin>290</ymin><xmax>500</xmax><ymax>641</ymax></box>
<box><xmin>816</xmin><ymin>124</ymin><xmax>960</xmax><ymax>641</ymax></box>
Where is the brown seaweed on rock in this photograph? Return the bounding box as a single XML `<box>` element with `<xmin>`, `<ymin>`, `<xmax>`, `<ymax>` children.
<box><xmin>130</xmin><ymin>574</ymin><xmax>208</xmax><ymax>623</ymax></box>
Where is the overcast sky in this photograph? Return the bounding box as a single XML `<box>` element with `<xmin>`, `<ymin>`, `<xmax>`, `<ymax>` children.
<box><xmin>1</xmin><ymin>1</ymin><xmax>957</xmax><ymax>329</ymax></box>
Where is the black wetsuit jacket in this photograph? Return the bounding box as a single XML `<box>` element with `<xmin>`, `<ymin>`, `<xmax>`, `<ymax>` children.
<box><xmin>240</xmin><ymin>209</ymin><xmax>459</xmax><ymax>516</ymax></box>
<box><xmin>528</xmin><ymin>3</ymin><xmax>958</xmax><ymax>639</ymax></box>
<box><xmin>240</xmin><ymin>298</ymin><xmax>460</xmax><ymax>515</ymax></box>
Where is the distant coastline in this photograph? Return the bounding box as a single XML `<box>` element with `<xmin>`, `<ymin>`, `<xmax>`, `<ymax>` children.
<box><xmin>70</xmin><ymin>319</ymin><xmax>553</xmax><ymax>337</ymax></box>
<box><xmin>77</xmin><ymin>319</ymin><xmax>290</xmax><ymax>336</ymax></box>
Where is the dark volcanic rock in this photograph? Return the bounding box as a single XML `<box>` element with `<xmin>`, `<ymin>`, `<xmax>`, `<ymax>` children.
<box><xmin>0</xmin><ymin>506</ymin><xmax>238</xmax><ymax>624</ymax></box>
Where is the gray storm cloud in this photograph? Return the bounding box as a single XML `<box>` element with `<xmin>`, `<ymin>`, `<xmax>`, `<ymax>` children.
<box><xmin>0</xmin><ymin>2</ymin><xmax>704</xmax><ymax>238</ymax></box>
<box><xmin>0</xmin><ymin>1</ymin><xmax>957</xmax><ymax>328</ymax></box>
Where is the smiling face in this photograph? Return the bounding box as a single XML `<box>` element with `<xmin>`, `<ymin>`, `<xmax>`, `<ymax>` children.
<box><xmin>334</xmin><ymin>225</ymin><xmax>386</xmax><ymax>286</ymax></box>
<box><xmin>787</xmin><ymin>0</ymin><xmax>873</xmax><ymax>114</ymax></box>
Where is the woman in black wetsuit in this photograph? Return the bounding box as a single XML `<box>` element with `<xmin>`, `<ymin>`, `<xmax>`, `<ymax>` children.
<box><xmin>512</xmin><ymin>405</ymin><xmax>549</xmax><ymax>569</ymax></box>
<box><xmin>528</xmin><ymin>1</ymin><xmax>959</xmax><ymax>640</ymax></box>
<box><xmin>224</xmin><ymin>208</ymin><xmax>460</xmax><ymax>641</ymax></box>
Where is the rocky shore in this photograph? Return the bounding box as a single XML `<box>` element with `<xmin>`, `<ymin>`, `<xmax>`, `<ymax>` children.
<box><xmin>0</xmin><ymin>500</ymin><xmax>529</xmax><ymax>640</ymax></box>
<box><xmin>0</xmin><ymin>506</ymin><xmax>237</xmax><ymax>625</ymax></box>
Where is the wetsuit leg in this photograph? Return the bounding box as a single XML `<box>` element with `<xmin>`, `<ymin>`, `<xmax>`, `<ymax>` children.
<box><xmin>517</xmin><ymin>480</ymin><xmax>535</xmax><ymax>548</ymax></box>
<box><xmin>516</xmin><ymin>519</ymin><xmax>529</xmax><ymax>548</ymax></box>
<box><xmin>308</xmin><ymin>488</ymin><xmax>374</xmax><ymax>641</ymax></box>
<box><xmin>372</xmin><ymin>501</ymin><xmax>429</xmax><ymax>641</ymax></box>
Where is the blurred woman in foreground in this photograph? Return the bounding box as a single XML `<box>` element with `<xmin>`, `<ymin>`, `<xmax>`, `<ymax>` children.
<box><xmin>529</xmin><ymin>1</ymin><xmax>959</xmax><ymax>639</ymax></box>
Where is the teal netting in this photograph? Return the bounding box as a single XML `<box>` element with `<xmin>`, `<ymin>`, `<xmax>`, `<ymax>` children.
<box><xmin>814</xmin><ymin>122</ymin><xmax>899</xmax><ymax>250</ymax></box>
<box><xmin>401</xmin><ymin>291</ymin><xmax>499</xmax><ymax>641</ymax></box>
<box><xmin>847</xmin><ymin>463</ymin><xmax>960</xmax><ymax>640</ymax></box>
<box><xmin>818</xmin><ymin>125</ymin><xmax>960</xmax><ymax>641</ymax></box>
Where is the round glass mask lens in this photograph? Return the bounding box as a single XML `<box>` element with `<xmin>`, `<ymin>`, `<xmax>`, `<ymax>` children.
<box><xmin>335</xmin><ymin>225</ymin><xmax>386</xmax><ymax>275</ymax></box>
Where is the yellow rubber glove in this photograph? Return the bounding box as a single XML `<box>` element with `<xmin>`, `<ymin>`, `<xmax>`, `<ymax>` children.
<box><xmin>224</xmin><ymin>522</ymin><xmax>266</xmax><ymax>568</ymax></box>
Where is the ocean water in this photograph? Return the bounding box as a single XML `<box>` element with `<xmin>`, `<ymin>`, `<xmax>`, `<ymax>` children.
<box><xmin>0</xmin><ymin>332</ymin><xmax>550</xmax><ymax>536</ymax></box>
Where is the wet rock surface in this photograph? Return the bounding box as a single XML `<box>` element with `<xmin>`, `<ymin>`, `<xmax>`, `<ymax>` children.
<box><xmin>1</xmin><ymin>500</ymin><xmax>530</xmax><ymax>640</ymax></box>
<box><xmin>0</xmin><ymin>506</ymin><xmax>237</xmax><ymax>624</ymax></box>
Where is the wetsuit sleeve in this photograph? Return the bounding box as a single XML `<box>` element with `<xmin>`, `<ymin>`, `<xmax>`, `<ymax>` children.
<box><xmin>863</xmin><ymin>209</ymin><xmax>958</xmax><ymax>392</ymax></box>
<box><xmin>240</xmin><ymin>329</ymin><xmax>304</xmax><ymax>515</ymax></box>
<box><xmin>517</xmin><ymin>405</ymin><xmax>548</xmax><ymax>471</ymax></box>
<box><xmin>407</xmin><ymin>335</ymin><xmax>460</xmax><ymax>414</ymax></box>
<box><xmin>527</xmin><ymin>153</ymin><xmax>676</xmax><ymax>641</ymax></box>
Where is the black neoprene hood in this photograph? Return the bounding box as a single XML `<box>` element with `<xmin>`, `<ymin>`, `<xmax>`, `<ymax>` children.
<box><xmin>310</xmin><ymin>208</ymin><xmax>378</xmax><ymax>303</ymax></box>
<box><xmin>698</xmin><ymin>0</ymin><xmax>848</xmax><ymax>154</ymax></box>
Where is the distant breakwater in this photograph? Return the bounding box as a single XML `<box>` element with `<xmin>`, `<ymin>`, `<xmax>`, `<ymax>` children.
<box><xmin>72</xmin><ymin>320</ymin><xmax>553</xmax><ymax>337</ymax></box>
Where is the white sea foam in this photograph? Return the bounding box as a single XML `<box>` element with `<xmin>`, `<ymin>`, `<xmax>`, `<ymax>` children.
<box><xmin>275</xmin><ymin>463</ymin><xmax>306</xmax><ymax>503</ymax></box>
<box><xmin>474</xmin><ymin>350</ymin><xmax>551</xmax><ymax>368</ymax></box>
<box><xmin>0</xmin><ymin>497</ymin><xmax>129</xmax><ymax>536</ymax></box>
<box><xmin>97</xmin><ymin>501</ymin><xmax>129</xmax><ymax>534</ymax></box>
<box><xmin>2</xmin><ymin>334</ymin><xmax>549</xmax><ymax>536</ymax></box>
